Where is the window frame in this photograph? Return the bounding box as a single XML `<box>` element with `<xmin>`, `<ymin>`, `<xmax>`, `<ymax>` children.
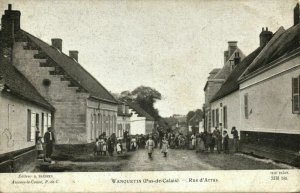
<box><xmin>292</xmin><ymin>76</ymin><xmax>300</xmax><ymax>114</ymax></box>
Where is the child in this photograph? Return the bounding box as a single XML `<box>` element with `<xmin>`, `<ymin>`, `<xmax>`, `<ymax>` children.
<box><xmin>36</xmin><ymin>137</ymin><xmax>43</xmax><ymax>158</ymax></box>
<box><xmin>99</xmin><ymin>137</ymin><xmax>104</xmax><ymax>155</ymax></box>
<box><xmin>161</xmin><ymin>137</ymin><xmax>169</xmax><ymax>157</ymax></box>
<box><xmin>223</xmin><ymin>130</ymin><xmax>229</xmax><ymax>154</ymax></box>
<box><xmin>116</xmin><ymin>140</ymin><xmax>123</xmax><ymax>154</ymax></box>
<box><xmin>94</xmin><ymin>138</ymin><xmax>99</xmax><ymax>156</ymax></box>
<box><xmin>102</xmin><ymin>138</ymin><xmax>107</xmax><ymax>156</ymax></box>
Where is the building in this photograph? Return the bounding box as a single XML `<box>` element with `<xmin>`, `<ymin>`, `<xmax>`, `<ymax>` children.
<box><xmin>209</xmin><ymin>3</ymin><xmax>300</xmax><ymax>161</ymax></box>
<box><xmin>0</xmin><ymin>53</ymin><xmax>54</xmax><ymax>172</ymax></box>
<box><xmin>1</xmin><ymin>5</ymin><xmax>118</xmax><ymax>153</ymax></box>
<box><xmin>116</xmin><ymin>102</ymin><xmax>131</xmax><ymax>139</ymax></box>
<box><xmin>203</xmin><ymin>42</ymin><xmax>245</xmax><ymax>132</ymax></box>
<box><xmin>127</xmin><ymin>102</ymin><xmax>155</xmax><ymax>135</ymax></box>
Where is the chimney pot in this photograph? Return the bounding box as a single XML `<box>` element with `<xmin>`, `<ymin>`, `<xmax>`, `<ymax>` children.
<box><xmin>294</xmin><ymin>3</ymin><xmax>300</xmax><ymax>26</ymax></box>
<box><xmin>8</xmin><ymin>4</ymin><xmax>12</xmax><ymax>10</ymax></box>
<box><xmin>262</xmin><ymin>27</ymin><xmax>264</xmax><ymax>31</ymax></box>
<box><xmin>69</xmin><ymin>50</ymin><xmax>78</xmax><ymax>62</ymax></box>
<box><xmin>51</xmin><ymin>38</ymin><xmax>62</xmax><ymax>51</ymax></box>
<box><xmin>266</xmin><ymin>27</ymin><xmax>268</xmax><ymax>31</ymax></box>
<box><xmin>228</xmin><ymin>41</ymin><xmax>238</xmax><ymax>59</ymax></box>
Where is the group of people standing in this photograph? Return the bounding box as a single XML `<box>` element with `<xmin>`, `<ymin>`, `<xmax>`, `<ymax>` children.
<box><xmin>94</xmin><ymin>133</ymin><xmax>124</xmax><ymax>156</ymax></box>
<box><xmin>191</xmin><ymin>126</ymin><xmax>239</xmax><ymax>154</ymax></box>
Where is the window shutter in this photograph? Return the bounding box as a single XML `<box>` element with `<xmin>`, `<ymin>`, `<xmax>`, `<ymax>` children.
<box><xmin>244</xmin><ymin>94</ymin><xmax>249</xmax><ymax>119</ymax></box>
<box><xmin>292</xmin><ymin>77</ymin><xmax>300</xmax><ymax>113</ymax></box>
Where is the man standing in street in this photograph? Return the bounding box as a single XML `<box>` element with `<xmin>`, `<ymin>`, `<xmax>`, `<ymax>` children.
<box><xmin>231</xmin><ymin>126</ymin><xmax>239</xmax><ymax>153</ymax></box>
<box><xmin>146</xmin><ymin>135</ymin><xmax>155</xmax><ymax>158</ymax></box>
<box><xmin>44</xmin><ymin>127</ymin><xmax>55</xmax><ymax>159</ymax></box>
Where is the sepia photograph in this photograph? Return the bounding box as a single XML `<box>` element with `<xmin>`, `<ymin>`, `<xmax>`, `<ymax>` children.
<box><xmin>0</xmin><ymin>0</ymin><xmax>299</xmax><ymax>192</ymax></box>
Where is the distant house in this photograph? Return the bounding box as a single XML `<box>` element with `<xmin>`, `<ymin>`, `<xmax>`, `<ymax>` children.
<box><xmin>1</xmin><ymin>5</ymin><xmax>118</xmax><ymax>153</ymax></box>
<box><xmin>203</xmin><ymin>42</ymin><xmax>245</xmax><ymax>132</ymax></box>
<box><xmin>126</xmin><ymin>102</ymin><xmax>155</xmax><ymax>135</ymax></box>
<box><xmin>0</xmin><ymin>55</ymin><xmax>54</xmax><ymax>172</ymax></box>
<box><xmin>188</xmin><ymin>113</ymin><xmax>203</xmax><ymax>134</ymax></box>
<box><xmin>116</xmin><ymin>101</ymin><xmax>131</xmax><ymax>139</ymax></box>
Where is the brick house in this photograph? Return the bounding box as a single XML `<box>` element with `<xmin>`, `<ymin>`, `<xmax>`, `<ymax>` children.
<box><xmin>1</xmin><ymin>5</ymin><xmax>118</xmax><ymax>152</ymax></box>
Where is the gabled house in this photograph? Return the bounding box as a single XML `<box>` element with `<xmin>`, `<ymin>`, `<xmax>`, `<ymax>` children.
<box><xmin>0</xmin><ymin>54</ymin><xmax>54</xmax><ymax>172</ymax></box>
<box><xmin>1</xmin><ymin>5</ymin><xmax>118</xmax><ymax>153</ymax></box>
<box><xmin>237</xmin><ymin>5</ymin><xmax>300</xmax><ymax>152</ymax></box>
<box><xmin>203</xmin><ymin>41</ymin><xmax>245</xmax><ymax>132</ymax></box>
<box><xmin>126</xmin><ymin>102</ymin><xmax>155</xmax><ymax>135</ymax></box>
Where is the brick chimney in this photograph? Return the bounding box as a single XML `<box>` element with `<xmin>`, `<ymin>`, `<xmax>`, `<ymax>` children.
<box><xmin>51</xmin><ymin>38</ymin><xmax>62</xmax><ymax>51</ymax></box>
<box><xmin>228</xmin><ymin>41</ymin><xmax>238</xmax><ymax>59</ymax></box>
<box><xmin>294</xmin><ymin>3</ymin><xmax>300</xmax><ymax>26</ymax></box>
<box><xmin>259</xmin><ymin>27</ymin><xmax>273</xmax><ymax>48</ymax></box>
<box><xmin>69</xmin><ymin>50</ymin><xmax>78</xmax><ymax>62</ymax></box>
<box><xmin>1</xmin><ymin>4</ymin><xmax>21</xmax><ymax>44</ymax></box>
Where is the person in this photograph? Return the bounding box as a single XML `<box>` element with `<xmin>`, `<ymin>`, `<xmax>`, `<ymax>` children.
<box><xmin>36</xmin><ymin>137</ymin><xmax>43</xmax><ymax>158</ymax></box>
<box><xmin>214</xmin><ymin>128</ymin><xmax>222</xmax><ymax>153</ymax></box>
<box><xmin>209</xmin><ymin>133</ymin><xmax>215</xmax><ymax>153</ymax></box>
<box><xmin>231</xmin><ymin>126</ymin><xmax>239</xmax><ymax>153</ymax></box>
<box><xmin>116</xmin><ymin>140</ymin><xmax>123</xmax><ymax>154</ymax></box>
<box><xmin>191</xmin><ymin>133</ymin><xmax>196</xmax><ymax>150</ymax></box>
<box><xmin>223</xmin><ymin>130</ymin><xmax>229</xmax><ymax>154</ymax></box>
<box><xmin>99</xmin><ymin>137</ymin><xmax>104</xmax><ymax>155</ymax></box>
<box><xmin>146</xmin><ymin>135</ymin><xmax>155</xmax><ymax>158</ymax></box>
<box><xmin>198</xmin><ymin>132</ymin><xmax>206</xmax><ymax>152</ymax></box>
<box><xmin>131</xmin><ymin>136</ymin><xmax>137</xmax><ymax>151</ymax></box>
<box><xmin>126</xmin><ymin>136</ymin><xmax>131</xmax><ymax>152</ymax></box>
<box><xmin>205</xmin><ymin>132</ymin><xmax>212</xmax><ymax>153</ymax></box>
<box><xmin>107</xmin><ymin>137</ymin><xmax>114</xmax><ymax>156</ymax></box>
<box><xmin>161</xmin><ymin>136</ymin><xmax>169</xmax><ymax>157</ymax></box>
<box><xmin>44</xmin><ymin>127</ymin><xmax>55</xmax><ymax>159</ymax></box>
<box><xmin>94</xmin><ymin>138</ymin><xmax>100</xmax><ymax>156</ymax></box>
<box><xmin>102</xmin><ymin>138</ymin><xmax>107</xmax><ymax>156</ymax></box>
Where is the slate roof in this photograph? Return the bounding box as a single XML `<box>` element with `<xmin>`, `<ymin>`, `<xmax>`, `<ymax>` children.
<box><xmin>240</xmin><ymin>24</ymin><xmax>300</xmax><ymax>79</ymax></box>
<box><xmin>126</xmin><ymin>102</ymin><xmax>155</xmax><ymax>121</ymax></box>
<box><xmin>0</xmin><ymin>56</ymin><xmax>54</xmax><ymax>110</ymax></box>
<box><xmin>210</xmin><ymin>47</ymin><xmax>262</xmax><ymax>102</ymax></box>
<box><xmin>22</xmin><ymin>30</ymin><xmax>118</xmax><ymax>104</ymax></box>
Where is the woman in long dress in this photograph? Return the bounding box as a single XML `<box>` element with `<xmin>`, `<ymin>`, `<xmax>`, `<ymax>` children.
<box><xmin>191</xmin><ymin>133</ymin><xmax>196</xmax><ymax>150</ymax></box>
<box><xmin>161</xmin><ymin>137</ymin><xmax>169</xmax><ymax>157</ymax></box>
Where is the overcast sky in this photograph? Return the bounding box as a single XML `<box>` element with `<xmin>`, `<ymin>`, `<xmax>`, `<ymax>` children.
<box><xmin>0</xmin><ymin>0</ymin><xmax>297</xmax><ymax>117</ymax></box>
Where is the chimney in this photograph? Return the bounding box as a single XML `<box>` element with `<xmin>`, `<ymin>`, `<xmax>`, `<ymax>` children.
<box><xmin>51</xmin><ymin>38</ymin><xmax>62</xmax><ymax>51</ymax></box>
<box><xmin>69</xmin><ymin>50</ymin><xmax>78</xmax><ymax>62</ymax></box>
<box><xmin>224</xmin><ymin>51</ymin><xmax>229</xmax><ymax>64</ymax></box>
<box><xmin>1</xmin><ymin>4</ymin><xmax>21</xmax><ymax>42</ymax></box>
<box><xmin>234</xmin><ymin>52</ymin><xmax>240</xmax><ymax>65</ymax></box>
<box><xmin>294</xmin><ymin>3</ymin><xmax>300</xmax><ymax>26</ymax></box>
<box><xmin>228</xmin><ymin>41</ymin><xmax>238</xmax><ymax>59</ymax></box>
<box><xmin>259</xmin><ymin>27</ymin><xmax>273</xmax><ymax>48</ymax></box>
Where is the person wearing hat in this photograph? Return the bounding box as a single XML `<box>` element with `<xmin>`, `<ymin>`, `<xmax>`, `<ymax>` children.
<box><xmin>223</xmin><ymin>130</ymin><xmax>229</xmax><ymax>154</ymax></box>
<box><xmin>146</xmin><ymin>135</ymin><xmax>155</xmax><ymax>158</ymax></box>
<box><xmin>44</xmin><ymin>127</ymin><xmax>55</xmax><ymax>159</ymax></box>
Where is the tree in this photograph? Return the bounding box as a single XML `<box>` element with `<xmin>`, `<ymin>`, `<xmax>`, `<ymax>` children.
<box><xmin>120</xmin><ymin>86</ymin><xmax>162</xmax><ymax>120</ymax></box>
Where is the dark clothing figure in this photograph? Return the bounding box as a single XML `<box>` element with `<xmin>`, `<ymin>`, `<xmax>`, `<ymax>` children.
<box><xmin>209</xmin><ymin>134</ymin><xmax>215</xmax><ymax>153</ymax></box>
<box><xmin>231</xmin><ymin>127</ymin><xmax>239</xmax><ymax>153</ymax></box>
<box><xmin>214</xmin><ymin>129</ymin><xmax>222</xmax><ymax>153</ymax></box>
<box><xmin>107</xmin><ymin>138</ymin><xmax>114</xmax><ymax>156</ymax></box>
<box><xmin>223</xmin><ymin>133</ymin><xmax>229</xmax><ymax>154</ymax></box>
<box><xmin>44</xmin><ymin>130</ymin><xmax>55</xmax><ymax>158</ymax></box>
<box><xmin>126</xmin><ymin>137</ymin><xmax>131</xmax><ymax>152</ymax></box>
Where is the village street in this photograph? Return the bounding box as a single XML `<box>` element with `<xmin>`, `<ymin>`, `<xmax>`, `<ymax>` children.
<box><xmin>33</xmin><ymin>148</ymin><xmax>294</xmax><ymax>172</ymax></box>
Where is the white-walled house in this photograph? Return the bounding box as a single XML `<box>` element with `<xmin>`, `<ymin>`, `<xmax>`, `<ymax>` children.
<box><xmin>116</xmin><ymin>102</ymin><xmax>131</xmax><ymax>139</ymax></box>
<box><xmin>0</xmin><ymin>55</ymin><xmax>54</xmax><ymax>172</ymax></box>
<box><xmin>127</xmin><ymin>102</ymin><xmax>155</xmax><ymax>135</ymax></box>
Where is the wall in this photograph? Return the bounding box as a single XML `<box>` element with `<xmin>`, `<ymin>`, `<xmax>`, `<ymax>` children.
<box><xmin>239</xmin><ymin>55</ymin><xmax>300</xmax><ymax>134</ymax></box>
<box><xmin>129</xmin><ymin>109</ymin><xmax>146</xmax><ymax>135</ymax></box>
<box><xmin>145</xmin><ymin>120</ymin><xmax>154</xmax><ymax>134</ymax></box>
<box><xmin>0</xmin><ymin>92</ymin><xmax>51</xmax><ymax>155</ymax></box>
<box><xmin>117</xmin><ymin>116</ymin><xmax>130</xmax><ymax>139</ymax></box>
<box><xmin>210</xmin><ymin>91</ymin><xmax>241</xmax><ymax>138</ymax></box>
<box><xmin>13</xmin><ymin>42</ymin><xmax>90</xmax><ymax>144</ymax></box>
<box><xmin>86</xmin><ymin>99</ymin><xmax>117</xmax><ymax>142</ymax></box>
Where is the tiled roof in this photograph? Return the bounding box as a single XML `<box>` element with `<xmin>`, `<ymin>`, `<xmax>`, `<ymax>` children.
<box><xmin>0</xmin><ymin>56</ymin><xmax>54</xmax><ymax>110</ymax></box>
<box><xmin>127</xmin><ymin>102</ymin><xmax>155</xmax><ymax>121</ymax></box>
<box><xmin>210</xmin><ymin>47</ymin><xmax>262</xmax><ymax>103</ymax></box>
<box><xmin>240</xmin><ymin>24</ymin><xmax>300</xmax><ymax>79</ymax></box>
<box><xmin>22</xmin><ymin>30</ymin><xmax>118</xmax><ymax>104</ymax></box>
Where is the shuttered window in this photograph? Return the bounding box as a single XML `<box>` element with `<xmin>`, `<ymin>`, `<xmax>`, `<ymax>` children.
<box><xmin>212</xmin><ymin>109</ymin><xmax>215</xmax><ymax>127</ymax></box>
<box><xmin>223</xmin><ymin>106</ymin><xmax>227</xmax><ymax>129</ymax></box>
<box><xmin>292</xmin><ymin>77</ymin><xmax>300</xmax><ymax>114</ymax></box>
<box><xmin>27</xmin><ymin>110</ymin><xmax>31</xmax><ymax>142</ymax></box>
<box><xmin>244</xmin><ymin>94</ymin><xmax>249</xmax><ymax>119</ymax></box>
<box><xmin>216</xmin><ymin>108</ymin><xmax>219</xmax><ymax>127</ymax></box>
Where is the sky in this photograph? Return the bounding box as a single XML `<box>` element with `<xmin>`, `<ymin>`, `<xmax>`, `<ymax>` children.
<box><xmin>0</xmin><ymin>0</ymin><xmax>297</xmax><ymax>117</ymax></box>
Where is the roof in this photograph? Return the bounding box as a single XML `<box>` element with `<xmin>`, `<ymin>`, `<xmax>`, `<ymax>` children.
<box><xmin>126</xmin><ymin>102</ymin><xmax>155</xmax><ymax>121</ymax></box>
<box><xmin>0</xmin><ymin>56</ymin><xmax>54</xmax><ymax>110</ymax></box>
<box><xmin>21</xmin><ymin>30</ymin><xmax>118</xmax><ymax>104</ymax></box>
<box><xmin>240</xmin><ymin>24</ymin><xmax>300</xmax><ymax>79</ymax></box>
<box><xmin>210</xmin><ymin>47</ymin><xmax>262</xmax><ymax>102</ymax></box>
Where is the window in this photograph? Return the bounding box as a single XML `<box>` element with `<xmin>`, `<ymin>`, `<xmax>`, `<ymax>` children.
<box><xmin>223</xmin><ymin>106</ymin><xmax>227</xmax><ymax>129</ymax></box>
<box><xmin>212</xmin><ymin>109</ymin><xmax>215</xmax><ymax>127</ymax></box>
<box><xmin>27</xmin><ymin>110</ymin><xmax>31</xmax><ymax>142</ymax></box>
<box><xmin>244</xmin><ymin>94</ymin><xmax>249</xmax><ymax>119</ymax></box>
<box><xmin>216</xmin><ymin>108</ymin><xmax>219</xmax><ymax>126</ymax></box>
<box><xmin>292</xmin><ymin>77</ymin><xmax>300</xmax><ymax>114</ymax></box>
